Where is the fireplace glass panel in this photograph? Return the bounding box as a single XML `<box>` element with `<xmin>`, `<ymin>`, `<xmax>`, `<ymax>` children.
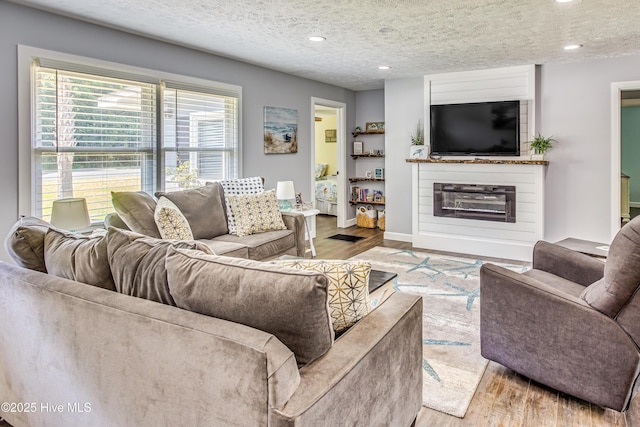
<box><xmin>433</xmin><ymin>183</ymin><xmax>516</xmax><ymax>223</ymax></box>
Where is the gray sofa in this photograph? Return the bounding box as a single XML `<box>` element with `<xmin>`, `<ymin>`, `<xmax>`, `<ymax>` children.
<box><xmin>1</xmin><ymin>220</ymin><xmax>424</xmax><ymax>426</ymax></box>
<box><xmin>105</xmin><ymin>181</ymin><xmax>306</xmax><ymax>260</ymax></box>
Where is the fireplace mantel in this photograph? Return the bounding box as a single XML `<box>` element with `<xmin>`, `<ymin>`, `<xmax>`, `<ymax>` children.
<box><xmin>406</xmin><ymin>158</ymin><xmax>549</xmax><ymax>166</ymax></box>
<box><xmin>410</xmin><ymin>161</ymin><xmax>546</xmax><ymax>261</ymax></box>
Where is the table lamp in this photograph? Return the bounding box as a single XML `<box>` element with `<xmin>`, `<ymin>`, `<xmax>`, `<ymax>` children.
<box><xmin>50</xmin><ymin>198</ymin><xmax>91</xmax><ymax>231</ymax></box>
<box><xmin>276</xmin><ymin>181</ymin><xmax>295</xmax><ymax>211</ymax></box>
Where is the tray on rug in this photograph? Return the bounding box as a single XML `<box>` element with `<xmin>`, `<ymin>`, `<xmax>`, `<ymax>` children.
<box><xmin>351</xmin><ymin>247</ymin><xmax>529</xmax><ymax>418</ymax></box>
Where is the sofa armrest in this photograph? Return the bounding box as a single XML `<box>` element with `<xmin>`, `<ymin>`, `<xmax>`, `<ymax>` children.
<box><xmin>480</xmin><ymin>263</ymin><xmax>639</xmax><ymax>411</ymax></box>
<box><xmin>280</xmin><ymin>212</ymin><xmax>306</xmax><ymax>257</ymax></box>
<box><xmin>532</xmin><ymin>241</ymin><xmax>604</xmax><ymax>286</ymax></box>
<box><xmin>271</xmin><ymin>292</ymin><xmax>423</xmax><ymax>427</ymax></box>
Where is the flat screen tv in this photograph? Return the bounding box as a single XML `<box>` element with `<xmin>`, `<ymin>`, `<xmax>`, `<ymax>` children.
<box><xmin>430</xmin><ymin>100</ymin><xmax>520</xmax><ymax>156</ymax></box>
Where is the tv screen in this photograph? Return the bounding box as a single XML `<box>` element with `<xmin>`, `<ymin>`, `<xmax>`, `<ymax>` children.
<box><xmin>430</xmin><ymin>101</ymin><xmax>520</xmax><ymax>156</ymax></box>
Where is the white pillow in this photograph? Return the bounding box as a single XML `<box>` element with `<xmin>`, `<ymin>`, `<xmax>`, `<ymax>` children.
<box><xmin>219</xmin><ymin>177</ymin><xmax>264</xmax><ymax>234</ymax></box>
<box><xmin>154</xmin><ymin>196</ymin><xmax>194</xmax><ymax>240</ymax></box>
<box><xmin>226</xmin><ymin>190</ymin><xmax>287</xmax><ymax>237</ymax></box>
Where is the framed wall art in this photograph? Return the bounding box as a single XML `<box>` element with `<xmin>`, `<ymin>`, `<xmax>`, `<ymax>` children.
<box><xmin>264</xmin><ymin>106</ymin><xmax>298</xmax><ymax>154</ymax></box>
<box><xmin>365</xmin><ymin>122</ymin><xmax>384</xmax><ymax>133</ymax></box>
<box><xmin>325</xmin><ymin>129</ymin><xmax>336</xmax><ymax>143</ymax></box>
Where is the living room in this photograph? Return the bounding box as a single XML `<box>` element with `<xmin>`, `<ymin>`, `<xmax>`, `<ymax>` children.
<box><xmin>2</xmin><ymin>0</ymin><xmax>640</xmax><ymax>426</ymax></box>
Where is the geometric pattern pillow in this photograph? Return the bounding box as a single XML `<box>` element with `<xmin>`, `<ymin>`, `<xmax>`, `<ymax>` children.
<box><xmin>226</xmin><ymin>190</ymin><xmax>286</xmax><ymax>237</ymax></box>
<box><xmin>219</xmin><ymin>176</ymin><xmax>264</xmax><ymax>234</ymax></box>
<box><xmin>154</xmin><ymin>196</ymin><xmax>194</xmax><ymax>240</ymax></box>
<box><xmin>273</xmin><ymin>259</ymin><xmax>372</xmax><ymax>333</ymax></box>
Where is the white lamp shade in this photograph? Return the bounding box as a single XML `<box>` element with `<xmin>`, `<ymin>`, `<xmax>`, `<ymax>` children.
<box><xmin>50</xmin><ymin>198</ymin><xmax>91</xmax><ymax>230</ymax></box>
<box><xmin>276</xmin><ymin>181</ymin><xmax>295</xmax><ymax>200</ymax></box>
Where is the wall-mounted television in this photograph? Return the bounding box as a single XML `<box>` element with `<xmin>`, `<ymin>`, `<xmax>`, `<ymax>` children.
<box><xmin>430</xmin><ymin>100</ymin><xmax>520</xmax><ymax>156</ymax></box>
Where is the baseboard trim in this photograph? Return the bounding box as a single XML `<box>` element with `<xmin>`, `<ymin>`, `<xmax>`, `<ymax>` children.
<box><xmin>383</xmin><ymin>231</ymin><xmax>412</xmax><ymax>242</ymax></box>
<box><xmin>630</xmin><ymin>202</ymin><xmax>640</xmax><ymax>209</ymax></box>
<box><xmin>343</xmin><ymin>218</ymin><xmax>356</xmax><ymax>227</ymax></box>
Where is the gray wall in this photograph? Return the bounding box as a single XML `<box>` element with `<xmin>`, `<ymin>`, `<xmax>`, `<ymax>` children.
<box><xmin>0</xmin><ymin>2</ymin><xmax>355</xmax><ymax>260</ymax></box>
<box><xmin>541</xmin><ymin>55</ymin><xmax>640</xmax><ymax>243</ymax></box>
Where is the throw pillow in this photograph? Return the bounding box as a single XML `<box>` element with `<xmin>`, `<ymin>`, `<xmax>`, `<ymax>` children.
<box><xmin>106</xmin><ymin>227</ymin><xmax>213</xmax><ymax>306</ymax></box>
<box><xmin>111</xmin><ymin>191</ymin><xmax>161</xmax><ymax>238</ymax></box>
<box><xmin>273</xmin><ymin>259</ymin><xmax>372</xmax><ymax>333</ymax></box>
<box><xmin>154</xmin><ymin>196</ymin><xmax>194</xmax><ymax>240</ymax></box>
<box><xmin>166</xmin><ymin>247</ymin><xmax>334</xmax><ymax>366</ymax></box>
<box><xmin>155</xmin><ymin>182</ymin><xmax>228</xmax><ymax>239</ymax></box>
<box><xmin>44</xmin><ymin>228</ymin><xmax>116</xmax><ymax>291</ymax></box>
<box><xmin>226</xmin><ymin>190</ymin><xmax>287</xmax><ymax>237</ymax></box>
<box><xmin>219</xmin><ymin>176</ymin><xmax>264</xmax><ymax>234</ymax></box>
<box><xmin>4</xmin><ymin>216</ymin><xmax>53</xmax><ymax>273</ymax></box>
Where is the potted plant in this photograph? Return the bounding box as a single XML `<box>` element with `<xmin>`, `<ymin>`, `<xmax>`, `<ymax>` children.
<box><xmin>528</xmin><ymin>134</ymin><xmax>556</xmax><ymax>160</ymax></box>
<box><xmin>409</xmin><ymin>120</ymin><xmax>427</xmax><ymax>159</ymax></box>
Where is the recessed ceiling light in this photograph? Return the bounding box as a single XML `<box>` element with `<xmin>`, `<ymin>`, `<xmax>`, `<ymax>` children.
<box><xmin>379</xmin><ymin>27</ymin><xmax>394</xmax><ymax>34</ymax></box>
<box><xmin>555</xmin><ymin>0</ymin><xmax>581</xmax><ymax>3</ymax></box>
<box><xmin>564</xmin><ymin>44</ymin><xmax>583</xmax><ymax>50</ymax></box>
<box><xmin>378</xmin><ymin>65</ymin><xmax>391</xmax><ymax>70</ymax></box>
<box><xmin>309</xmin><ymin>36</ymin><xmax>326</xmax><ymax>42</ymax></box>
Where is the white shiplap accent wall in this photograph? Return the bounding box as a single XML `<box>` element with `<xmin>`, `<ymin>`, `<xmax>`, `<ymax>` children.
<box><xmin>412</xmin><ymin>65</ymin><xmax>543</xmax><ymax>261</ymax></box>
<box><xmin>412</xmin><ymin>163</ymin><xmax>545</xmax><ymax>261</ymax></box>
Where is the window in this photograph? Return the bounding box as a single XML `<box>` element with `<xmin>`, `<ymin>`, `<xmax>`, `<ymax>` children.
<box><xmin>29</xmin><ymin>56</ymin><xmax>240</xmax><ymax>223</ymax></box>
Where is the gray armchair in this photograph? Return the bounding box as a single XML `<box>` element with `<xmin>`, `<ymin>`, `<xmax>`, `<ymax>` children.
<box><xmin>480</xmin><ymin>215</ymin><xmax>640</xmax><ymax>412</ymax></box>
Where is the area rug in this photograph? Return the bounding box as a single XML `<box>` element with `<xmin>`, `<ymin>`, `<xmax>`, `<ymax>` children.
<box><xmin>327</xmin><ymin>233</ymin><xmax>365</xmax><ymax>242</ymax></box>
<box><xmin>350</xmin><ymin>247</ymin><xmax>528</xmax><ymax>418</ymax></box>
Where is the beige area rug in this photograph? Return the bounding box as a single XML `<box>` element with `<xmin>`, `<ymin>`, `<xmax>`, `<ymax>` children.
<box><xmin>351</xmin><ymin>247</ymin><xmax>528</xmax><ymax>418</ymax></box>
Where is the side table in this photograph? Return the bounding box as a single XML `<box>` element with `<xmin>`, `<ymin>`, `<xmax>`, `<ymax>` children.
<box><xmin>554</xmin><ymin>237</ymin><xmax>609</xmax><ymax>259</ymax></box>
<box><xmin>291</xmin><ymin>208</ymin><xmax>320</xmax><ymax>257</ymax></box>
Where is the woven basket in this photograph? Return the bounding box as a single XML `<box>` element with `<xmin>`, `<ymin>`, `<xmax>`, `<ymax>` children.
<box><xmin>378</xmin><ymin>210</ymin><xmax>386</xmax><ymax>230</ymax></box>
<box><xmin>356</xmin><ymin>206</ymin><xmax>377</xmax><ymax>228</ymax></box>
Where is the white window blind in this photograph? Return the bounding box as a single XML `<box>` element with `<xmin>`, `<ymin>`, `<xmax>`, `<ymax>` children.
<box><xmin>30</xmin><ymin>56</ymin><xmax>241</xmax><ymax>223</ymax></box>
<box><xmin>162</xmin><ymin>83</ymin><xmax>239</xmax><ymax>191</ymax></box>
<box><xmin>33</xmin><ymin>66</ymin><xmax>156</xmax><ymax>222</ymax></box>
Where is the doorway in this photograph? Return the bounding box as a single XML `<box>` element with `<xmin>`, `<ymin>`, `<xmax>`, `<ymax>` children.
<box><xmin>311</xmin><ymin>98</ymin><xmax>347</xmax><ymax>228</ymax></box>
<box><xmin>611</xmin><ymin>82</ymin><xmax>640</xmax><ymax>239</ymax></box>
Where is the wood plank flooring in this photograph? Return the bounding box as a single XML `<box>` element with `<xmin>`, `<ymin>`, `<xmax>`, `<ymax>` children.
<box><xmin>1</xmin><ymin>215</ymin><xmax>635</xmax><ymax>427</ymax></box>
<box><xmin>315</xmin><ymin>214</ymin><xmax>636</xmax><ymax>427</ymax></box>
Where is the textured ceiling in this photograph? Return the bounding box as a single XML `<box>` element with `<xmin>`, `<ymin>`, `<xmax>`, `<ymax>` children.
<box><xmin>10</xmin><ymin>0</ymin><xmax>640</xmax><ymax>91</ymax></box>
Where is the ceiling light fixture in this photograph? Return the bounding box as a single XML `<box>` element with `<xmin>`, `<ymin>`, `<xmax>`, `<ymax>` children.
<box><xmin>379</xmin><ymin>27</ymin><xmax>394</xmax><ymax>34</ymax></box>
<box><xmin>555</xmin><ymin>0</ymin><xmax>581</xmax><ymax>3</ymax></box>
<box><xmin>378</xmin><ymin>66</ymin><xmax>391</xmax><ymax>70</ymax></box>
<box><xmin>309</xmin><ymin>36</ymin><xmax>326</xmax><ymax>42</ymax></box>
<box><xmin>564</xmin><ymin>44</ymin><xmax>583</xmax><ymax>50</ymax></box>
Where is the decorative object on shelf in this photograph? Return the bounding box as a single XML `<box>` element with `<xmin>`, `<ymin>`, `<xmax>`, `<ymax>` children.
<box><xmin>409</xmin><ymin>119</ymin><xmax>427</xmax><ymax>159</ymax></box>
<box><xmin>527</xmin><ymin>133</ymin><xmax>556</xmax><ymax>160</ymax></box>
<box><xmin>353</xmin><ymin>141</ymin><xmax>364</xmax><ymax>155</ymax></box>
<box><xmin>356</xmin><ymin>205</ymin><xmax>378</xmax><ymax>228</ymax></box>
<box><xmin>295</xmin><ymin>192</ymin><xmax>304</xmax><ymax>208</ymax></box>
<box><xmin>374</xmin><ymin>190</ymin><xmax>384</xmax><ymax>202</ymax></box>
<box><xmin>50</xmin><ymin>197</ymin><xmax>91</xmax><ymax>231</ymax></box>
<box><xmin>276</xmin><ymin>180</ymin><xmax>295</xmax><ymax>211</ymax></box>
<box><xmin>354</xmin><ymin>126</ymin><xmax>362</xmax><ymax>133</ymax></box>
<box><xmin>264</xmin><ymin>106</ymin><xmax>298</xmax><ymax>154</ymax></box>
<box><xmin>409</xmin><ymin>145</ymin><xmax>427</xmax><ymax>159</ymax></box>
<box><xmin>365</xmin><ymin>170</ymin><xmax>373</xmax><ymax>179</ymax></box>
<box><xmin>365</xmin><ymin>122</ymin><xmax>385</xmax><ymax>133</ymax></box>
<box><xmin>410</xmin><ymin>120</ymin><xmax>424</xmax><ymax>146</ymax></box>
<box><xmin>325</xmin><ymin>129</ymin><xmax>336</xmax><ymax>143</ymax></box>
<box><xmin>374</xmin><ymin>168</ymin><xmax>384</xmax><ymax>179</ymax></box>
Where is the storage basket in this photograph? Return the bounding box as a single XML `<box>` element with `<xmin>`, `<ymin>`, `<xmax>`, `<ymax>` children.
<box><xmin>356</xmin><ymin>205</ymin><xmax>377</xmax><ymax>228</ymax></box>
<box><xmin>378</xmin><ymin>210</ymin><xmax>386</xmax><ymax>230</ymax></box>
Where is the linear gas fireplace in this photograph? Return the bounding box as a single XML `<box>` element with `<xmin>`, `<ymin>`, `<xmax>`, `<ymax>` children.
<box><xmin>433</xmin><ymin>183</ymin><xmax>516</xmax><ymax>223</ymax></box>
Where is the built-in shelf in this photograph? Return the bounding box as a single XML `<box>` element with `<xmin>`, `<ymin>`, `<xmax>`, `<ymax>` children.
<box><xmin>406</xmin><ymin>158</ymin><xmax>549</xmax><ymax>166</ymax></box>
<box><xmin>352</xmin><ymin>131</ymin><xmax>385</xmax><ymax>137</ymax></box>
<box><xmin>349</xmin><ymin>200</ymin><xmax>385</xmax><ymax>206</ymax></box>
<box><xmin>349</xmin><ymin>177</ymin><xmax>385</xmax><ymax>183</ymax></box>
<box><xmin>351</xmin><ymin>154</ymin><xmax>385</xmax><ymax>159</ymax></box>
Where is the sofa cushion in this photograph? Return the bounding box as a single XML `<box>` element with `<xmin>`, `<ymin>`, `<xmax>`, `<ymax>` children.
<box><xmin>226</xmin><ymin>190</ymin><xmax>287</xmax><ymax>237</ymax></box>
<box><xmin>106</xmin><ymin>227</ymin><xmax>213</xmax><ymax>306</ymax></box>
<box><xmin>273</xmin><ymin>259</ymin><xmax>372</xmax><ymax>333</ymax></box>
<box><xmin>166</xmin><ymin>247</ymin><xmax>334</xmax><ymax>365</ymax></box>
<box><xmin>44</xmin><ymin>228</ymin><xmax>115</xmax><ymax>291</ymax></box>
<box><xmin>219</xmin><ymin>176</ymin><xmax>264</xmax><ymax>235</ymax></box>
<box><xmin>212</xmin><ymin>230</ymin><xmax>294</xmax><ymax>260</ymax></box>
<box><xmin>154</xmin><ymin>197</ymin><xmax>194</xmax><ymax>240</ymax></box>
<box><xmin>197</xmin><ymin>239</ymin><xmax>249</xmax><ymax>258</ymax></box>
<box><xmin>582</xmin><ymin>215</ymin><xmax>640</xmax><ymax>317</ymax></box>
<box><xmin>4</xmin><ymin>216</ymin><xmax>52</xmax><ymax>273</ymax></box>
<box><xmin>111</xmin><ymin>191</ymin><xmax>161</xmax><ymax>238</ymax></box>
<box><xmin>155</xmin><ymin>182</ymin><xmax>228</xmax><ymax>239</ymax></box>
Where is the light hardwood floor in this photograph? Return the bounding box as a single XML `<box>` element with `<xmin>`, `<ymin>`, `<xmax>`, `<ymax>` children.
<box><xmin>1</xmin><ymin>215</ymin><xmax>636</xmax><ymax>427</ymax></box>
<box><xmin>314</xmin><ymin>214</ymin><xmax>637</xmax><ymax>427</ymax></box>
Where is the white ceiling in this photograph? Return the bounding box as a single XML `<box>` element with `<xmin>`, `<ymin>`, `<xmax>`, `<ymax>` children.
<box><xmin>11</xmin><ymin>0</ymin><xmax>640</xmax><ymax>91</ymax></box>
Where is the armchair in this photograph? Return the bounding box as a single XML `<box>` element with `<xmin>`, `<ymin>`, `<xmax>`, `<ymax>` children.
<box><xmin>480</xmin><ymin>216</ymin><xmax>640</xmax><ymax>412</ymax></box>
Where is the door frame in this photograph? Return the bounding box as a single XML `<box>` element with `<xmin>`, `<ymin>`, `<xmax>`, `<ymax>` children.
<box><xmin>311</xmin><ymin>97</ymin><xmax>347</xmax><ymax>228</ymax></box>
<box><xmin>611</xmin><ymin>81</ymin><xmax>640</xmax><ymax>239</ymax></box>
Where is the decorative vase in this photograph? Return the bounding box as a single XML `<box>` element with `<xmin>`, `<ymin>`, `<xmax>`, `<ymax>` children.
<box><xmin>409</xmin><ymin>145</ymin><xmax>427</xmax><ymax>159</ymax></box>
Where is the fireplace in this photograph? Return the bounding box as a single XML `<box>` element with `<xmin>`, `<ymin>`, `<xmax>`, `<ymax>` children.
<box><xmin>433</xmin><ymin>183</ymin><xmax>516</xmax><ymax>223</ymax></box>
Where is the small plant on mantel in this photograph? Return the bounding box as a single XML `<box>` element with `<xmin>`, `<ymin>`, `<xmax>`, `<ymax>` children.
<box><xmin>410</xmin><ymin>120</ymin><xmax>424</xmax><ymax>145</ymax></box>
<box><xmin>528</xmin><ymin>133</ymin><xmax>556</xmax><ymax>159</ymax></box>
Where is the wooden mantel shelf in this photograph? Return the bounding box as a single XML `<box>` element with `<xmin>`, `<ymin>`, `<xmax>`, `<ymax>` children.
<box><xmin>405</xmin><ymin>158</ymin><xmax>549</xmax><ymax>166</ymax></box>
